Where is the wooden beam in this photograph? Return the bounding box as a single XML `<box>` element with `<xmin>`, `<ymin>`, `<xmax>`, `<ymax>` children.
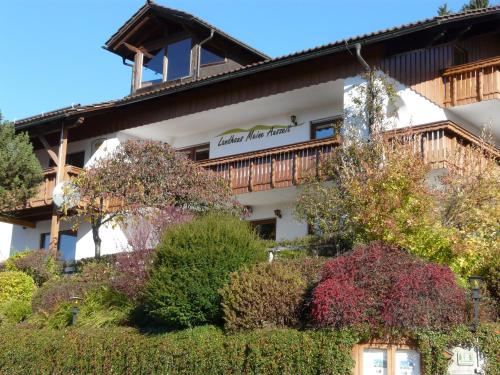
<box><xmin>0</xmin><ymin>216</ymin><xmax>36</xmax><ymax>228</ymax></box>
<box><xmin>38</xmin><ymin>135</ymin><xmax>59</xmax><ymax>167</ymax></box>
<box><xmin>49</xmin><ymin>124</ymin><xmax>68</xmax><ymax>253</ymax></box>
<box><xmin>123</xmin><ymin>42</ymin><xmax>154</xmax><ymax>59</ymax></box>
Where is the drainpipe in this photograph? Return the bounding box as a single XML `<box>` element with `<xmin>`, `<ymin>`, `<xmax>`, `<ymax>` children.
<box><xmin>354</xmin><ymin>43</ymin><xmax>376</xmax><ymax>137</ymax></box>
<box><xmin>122</xmin><ymin>57</ymin><xmax>134</xmax><ymax>94</ymax></box>
<box><xmin>354</xmin><ymin>43</ymin><xmax>370</xmax><ymax>72</ymax></box>
<box><xmin>196</xmin><ymin>29</ymin><xmax>215</xmax><ymax>78</ymax></box>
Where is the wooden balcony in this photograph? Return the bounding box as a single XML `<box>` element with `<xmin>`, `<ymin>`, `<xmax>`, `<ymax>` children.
<box><xmin>22</xmin><ymin>165</ymin><xmax>82</xmax><ymax>209</ymax></box>
<box><xmin>443</xmin><ymin>56</ymin><xmax>500</xmax><ymax>107</ymax></box>
<box><xmin>198</xmin><ymin>137</ymin><xmax>341</xmax><ymax>195</ymax></box>
<box><xmin>201</xmin><ymin>122</ymin><xmax>498</xmax><ymax>195</ymax></box>
<box><xmin>387</xmin><ymin>121</ymin><xmax>499</xmax><ymax>170</ymax></box>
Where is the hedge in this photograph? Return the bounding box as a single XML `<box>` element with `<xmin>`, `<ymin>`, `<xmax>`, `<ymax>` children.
<box><xmin>0</xmin><ymin>326</ymin><xmax>357</xmax><ymax>375</ymax></box>
<box><xmin>0</xmin><ymin>325</ymin><xmax>497</xmax><ymax>374</ymax></box>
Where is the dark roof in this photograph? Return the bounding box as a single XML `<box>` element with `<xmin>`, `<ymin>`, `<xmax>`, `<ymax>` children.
<box><xmin>104</xmin><ymin>0</ymin><xmax>269</xmax><ymax>60</ymax></box>
<box><xmin>14</xmin><ymin>5</ymin><xmax>500</xmax><ymax>129</ymax></box>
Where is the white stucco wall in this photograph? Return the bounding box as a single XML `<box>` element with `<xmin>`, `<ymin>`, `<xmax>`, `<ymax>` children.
<box><xmin>245</xmin><ymin>203</ymin><xmax>308</xmax><ymax>242</ymax></box>
<box><xmin>343</xmin><ymin>73</ymin><xmax>449</xmax><ymax>133</ymax></box>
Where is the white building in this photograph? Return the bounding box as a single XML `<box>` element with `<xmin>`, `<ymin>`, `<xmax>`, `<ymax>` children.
<box><xmin>1</xmin><ymin>3</ymin><xmax>499</xmax><ymax>261</ymax></box>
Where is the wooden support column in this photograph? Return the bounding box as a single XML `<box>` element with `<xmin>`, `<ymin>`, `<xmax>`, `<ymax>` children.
<box><xmin>132</xmin><ymin>51</ymin><xmax>144</xmax><ymax>92</ymax></box>
<box><xmin>49</xmin><ymin>124</ymin><xmax>68</xmax><ymax>253</ymax></box>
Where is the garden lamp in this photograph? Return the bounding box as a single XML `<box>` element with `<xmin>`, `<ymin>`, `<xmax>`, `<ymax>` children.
<box><xmin>468</xmin><ymin>276</ymin><xmax>482</xmax><ymax>332</ymax></box>
<box><xmin>70</xmin><ymin>296</ymin><xmax>83</xmax><ymax>326</ymax></box>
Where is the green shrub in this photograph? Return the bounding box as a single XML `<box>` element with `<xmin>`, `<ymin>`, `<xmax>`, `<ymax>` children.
<box><xmin>143</xmin><ymin>213</ymin><xmax>267</xmax><ymax>328</ymax></box>
<box><xmin>0</xmin><ymin>251</ymin><xmax>30</xmax><ymax>271</ymax></box>
<box><xmin>0</xmin><ymin>325</ymin><xmax>358</xmax><ymax>374</ymax></box>
<box><xmin>8</xmin><ymin>249</ymin><xmax>60</xmax><ymax>286</ymax></box>
<box><xmin>75</xmin><ymin>286</ymin><xmax>132</xmax><ymax>328</ymax></box>
<box><xmin>221</xmin><ymin>258</ymin><xmax>327</xmax><ymax>331</ymax></box>
<box><xmin>0</xmin><ymin>299</ymin><xmax>32</xmax><ymax>325</ymax></box>
<box><xmin>0</xmin><ymin>324</ymin><xmax>497</xmax><ymax>375</ymax></box>
<box><xmin>31</xmin><ymin>261</ymin><xmax>115</xmax><ymax>315</ymax></box>
<box><xmin>0</xmin><ymin>271</ymin><xmax>36</xmax><ymax>304</ymax></box>
<box><xmin>221</xmin><ymin>262</ymin><xmax>306</xmax><ymax>331</ymax></box>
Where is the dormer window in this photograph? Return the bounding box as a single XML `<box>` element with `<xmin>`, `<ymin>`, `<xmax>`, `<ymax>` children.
<box><xmin>200</xmin><ymin>46</ymin><xmax>225</xmax><ymax>66</ymax></box>
<box><xmin>167</xmin><ymin>38</ymin><xmax>192</xmax><ymax>80</ymax></box>
<box><xmin>105</xmin><ymin>2</ymin><xmax>268</xmax><ymax>93</ymax></box>
<box><xmin>142</xmin><ymin>38</ymin><xmax>192</xmax><ymax>86</ymax></box>
<box><xmin>142</xmin><ymin>48</ymin><xmax>165</xmax><ymax>84</ymax></box>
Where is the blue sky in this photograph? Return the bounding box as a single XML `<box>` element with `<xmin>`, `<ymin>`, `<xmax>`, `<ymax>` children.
<box><xmin>0</xmin><ymin>0</ymin><xmax>471</xmax><ymax>121</ymax></box>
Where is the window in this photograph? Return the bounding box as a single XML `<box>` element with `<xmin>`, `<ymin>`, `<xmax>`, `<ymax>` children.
<box><xmin>40</xmin><ymin>230</ymin><xmax>77</xmax><ymax>261</ymax></box>
<box><xmin>250</xmin><ymin>219</ymin><xmax>276</xmax><ymax>241</ymax></box>
<box><xmin>49</xmin><ymin>151</ymin><xmax>85</xmax><ymax>168</ymax></box>
<box><xmin>200</xmin><ymin>46</ymin><xmax>225</xmax><ymax>66</ymax></box>
<box><xmin>142</xmin><ymin>48</ymin><xmax>165</xmax><ymax>84</ymax></box>
<box><xmin>453</xmin><ymin>46</ymin><xmax>467</xmax><ymax>66</ymax></box>
<box><xmin>167</xmin><ymin>38</ymin><xmax>192</xmax><ymax>80</ymax></box>
<box><xmin>311</xmin><ymin>117</ymin><xmax>342</xmax><ymax>140</ymax></box>
<box><xmin>179</xmin><ymin>143</ymin><xmax>210</xmax><ymax>161</ymax></box>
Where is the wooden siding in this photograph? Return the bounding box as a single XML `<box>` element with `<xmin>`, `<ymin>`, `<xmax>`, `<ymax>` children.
<box><xmin>380</xmin><ymin>33</ymin><xmax>500</xmax><ymax>107</ymax></box>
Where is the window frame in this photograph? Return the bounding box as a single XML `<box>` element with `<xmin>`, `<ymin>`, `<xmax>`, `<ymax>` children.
<box><xmin>250</xmin><ymin>218</ymin><xmax>277</xmax><ymax>241</ymax></box>
<box><xmin>310</xmin><ymin>116</ymin><xmax>343</xmax><ymax>140</ymax></box>
<box><xmin>178</xmin><ymin>143</ymin><xmax>210</xmax><ymax>161</ymax></box>
<box><xmin>165</xmin><ymin>37</ymin><xmax>193</xmax><ymax>81</ymax></box>
<box><xmin>40</xmin><ymin>230</ymin><xmax>78</xmax><ymax>250</ymax></box>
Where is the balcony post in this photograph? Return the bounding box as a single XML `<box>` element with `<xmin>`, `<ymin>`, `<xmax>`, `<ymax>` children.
<box><xmin>270</xmin><ymin>157</ymin><xmax>276</xmax><ymax>188</ymax></box>
<box><xmin>249</xmin><ymin>161</ymin><xmax>254</xmax><ymax>192</ymax></box>
<box><xmin>477</xmin><ymin>69</ymin><xmax>484</xmax><ymax>102</ymax></box>
<box><xmin>49</xmin><ymin>124</ymin><xmax>68</xmax><ymax>254</ymax></box>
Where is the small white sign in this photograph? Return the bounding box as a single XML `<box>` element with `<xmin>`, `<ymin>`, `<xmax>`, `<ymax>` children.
<box><xmin>447</xmin><ymin>347</ymin><xmax>484</xmax><ymax>375</ymax></box>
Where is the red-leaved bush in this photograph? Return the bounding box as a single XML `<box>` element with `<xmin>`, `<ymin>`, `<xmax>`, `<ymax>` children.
<box><xmin>381</xmin><ymin>263</ymin><xmax>466</xmax><ymax>329</ymax></box>
<box><xmin>311</xmin><ymin>242</ymin><xmax>466</xmax><ymax>330</ymax></box>
<box><xmin>111</xmin><ymin>249</ymin><xmax>154</xmax><ymax>300</ymax></box>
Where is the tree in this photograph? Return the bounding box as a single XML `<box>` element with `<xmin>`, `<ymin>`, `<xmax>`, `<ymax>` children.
<box><xmin>437</xmin><ymin>0</ymin><xmax>491</xmax><ymax>14</ymax></box>
<box><xmin>440</xmin><ymin>128</ymin><xmax>499</xmax><ymax>278</ymax></box>
<box><xmin>66</xmin><ymin>140</ymin><xmax>237</xmax><ymax>257</ymax></box>
<box><xmin>461</xmin><ymin>0</ymin><xmax>490</xmax><ymax>11</ymax></box>
<box><xmin>0</xmin><ymin>113</ymin><xmax>43</xmax><ymax>212</ymax></box>
<box><xmin>437</xmin><ymin>3</ymin><xmax>452</xmax><ymax>15</ymax></box>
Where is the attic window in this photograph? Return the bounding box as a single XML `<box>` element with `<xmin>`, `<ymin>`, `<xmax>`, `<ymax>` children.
<box><xmin>200</xmin><ymin>46</ymin><xmax>225</xmax><ymax>66</ymax></box>
<box><xmin>167</xmin><ymin>38</ymin><xmax>192</xmax><ymax>80</ymax></box>
<box><xmin>143</xmin><ymin>48</ymin><xmax>165</xmax><ymax>84</ymax></box>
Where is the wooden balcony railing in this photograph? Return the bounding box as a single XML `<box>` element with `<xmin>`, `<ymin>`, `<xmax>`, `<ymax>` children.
<box><xmin>387</xmin><ymin>121</ymin><xmax>499</xmax><ymax>170</ymax></box>
<box><xmin>443</xmin><ymin>56</ymin><xmax>500</xmax><ymax>107</ymax></box>
<box><xmin>198</xmin><ymin>137</ymin><xmax>341</xmax><ymax>195</ymax></box>
<box><xmin>23</xmin><ymin>165</ymin><xmax>82</xmax><ymax>209</ymax></box>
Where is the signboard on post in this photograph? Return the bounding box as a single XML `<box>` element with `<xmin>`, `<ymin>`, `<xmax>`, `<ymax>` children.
<box><xmin>447</xmin><ymin>347</ymin><xmax>484</xmax><ymax>375</ymax></box>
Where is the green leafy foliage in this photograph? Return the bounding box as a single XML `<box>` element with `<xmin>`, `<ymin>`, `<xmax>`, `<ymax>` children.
<box><xmin>143</xmin><ymin>213</ymin><xmax>267</xmax><ymax>328</ymax></box>
<box><xmin>68</xmin><ymin>140</ymin><xmax>238</xmax><ymax>257</ymax></box>
<box><xmin>221</xmin><ymin>262</ymin><xmax>306</xmax><ymax>331</ymax></box>
<box><xmin>0</xmin><ymin>325</ymin><xmax>358</xmax><ymax>374</ymax></box>
<box><xmin>3</xmin><ymin>249</ymin><xmax>60</xmax><ymax>286</ymax></box>
<box><xmin>0</xmin><ymin>299</ymin><xmax>32</xmax><ymax>325</ymax></box>
<box><xmin>31</xmin><ymin>261</ymin><xmax>114</xmax><ymax>315</ymax></box>
<box><xmin>0</xmin><ymin>271</ymin><xmax>36</xmax><ymax>304</ymax></box>
<box><xmin>0</xmin><ymin>117</ymin><xmax>43</xmax><ymax>211</ymax></box>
